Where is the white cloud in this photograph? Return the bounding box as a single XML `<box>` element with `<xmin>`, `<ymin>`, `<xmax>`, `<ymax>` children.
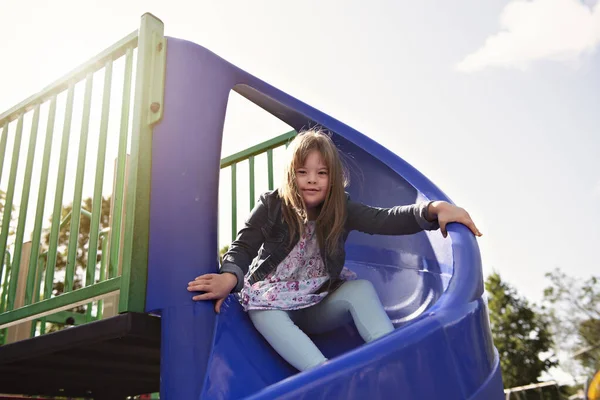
<box><xmin>457</xmin><ymin>0</ymin><xmax>600</xmax><ymax>72</ymax></box>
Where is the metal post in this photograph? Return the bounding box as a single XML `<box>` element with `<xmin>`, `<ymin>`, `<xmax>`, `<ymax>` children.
<box><xmin>118</xmin><ymin>12</ymin><xmax>165</xmax><ymax>313</ymax></box>
<box><xmin>5</xmin><ymin>242</ymin><xmax>32</xmax><ymax>343</ymax></box>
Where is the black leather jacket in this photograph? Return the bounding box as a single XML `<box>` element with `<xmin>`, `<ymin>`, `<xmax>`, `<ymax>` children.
<box><xmin>221</xmin><ymin>189</ymin><xmax>438</xmax><ymax>292</ymax></box>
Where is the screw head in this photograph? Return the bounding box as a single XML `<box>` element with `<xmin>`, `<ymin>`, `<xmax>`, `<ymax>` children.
<box><xmin>157</xmin><ymin>42</ymin><xmax>163</xmax><ymax>52</ymax></box>
<box><xmin>150</xmin><ymin>102</ymin><xmax>161</xmax><ymax>113</ymax></box>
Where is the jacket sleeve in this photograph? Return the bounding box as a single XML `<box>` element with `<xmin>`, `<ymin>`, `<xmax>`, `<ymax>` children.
<box><xmin>346</xmin><ymin>199</ymin><xmax>439</xmax><ymax>235</ymax></box>
<box><xmin>220</xmin><ymin>193</ymin><xmax>268</xmax><ymax>292</ymax></box>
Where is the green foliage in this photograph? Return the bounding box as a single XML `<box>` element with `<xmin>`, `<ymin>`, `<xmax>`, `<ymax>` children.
<box><xmin>543</xmin><ymin>268</ymin><xmax>600</xmax><ymax>377</ymax></box>
<box><xmin>507</xmin><ymin>384</ymin><xmax>573</xmax><ymax>400</ymax></box>
<box><xmin>39</xmin><ymin>196</ymin><xmax>112</xmax><ymax>332</ymax></box>
<box><xmin>0</xmin><ymin>189</ymin><xmax>16</xmax><ymax>243</ymax></box>
<box><xmin>219</xmin><ymin>245</ymin><xmax>229</xmax><ymax>265</ymax></box>
<box><xmin>0</xmin><ymin>189</ymin><xmax>16</xmax><ymax>344</ymax></box>
<box><xmin>577</xmin><ymin>319</ymin><xmax>600</xmax><ymax>369</ymax></box>
<box><xmin>41</xmin><ymin>197</ymin><xmax>111</xmax><ymax>295</ymax></box>
<box><xmin>0</xmin><ymin>187</ymin><xmax>112</xmax><ymax>340</ymax></box>
<box><xmin>486</xmin><ymin>272</ymin><xmax>558</xmax><ymax>388</ymax></box>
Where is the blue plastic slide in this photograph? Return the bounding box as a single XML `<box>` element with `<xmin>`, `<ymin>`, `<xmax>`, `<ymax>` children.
<box><xmin>143</xmin><ymin>37</ymin><xmax>504</xmax><ymax>399</ymax></box>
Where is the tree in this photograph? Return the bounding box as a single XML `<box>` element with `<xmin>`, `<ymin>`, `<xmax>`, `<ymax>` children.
<box><xmin>0</xmin><ymin>189</ymin><xmax>17</xmax><ymax>244</ymax></box>
<box><xmin>0</xmin><ymin>192</ymin><xmax>113</xmax><ymax>342</ymax></box>
<box><xmin>0</xmin><ymin>189</ymin><xmax>17</xmax><ymax>344</ymax></box>
<box><xmin>38</xmin><ymin>196</ymin><xmax>112</xmax><ymax>332</ymax></box>
<box><xmin>485</xmin><ymin>272</ymin><xmax>558</xmax><ymax>388</ymax></box>
<box><xmin>219</xmin><ymin>245</ymin><xmax>229</xmax><ymax>265</ymax></box>
<box><xmin>543</xmin><ymin>268</ymin><xmax>600</xmax><ymax>377</ymax></box>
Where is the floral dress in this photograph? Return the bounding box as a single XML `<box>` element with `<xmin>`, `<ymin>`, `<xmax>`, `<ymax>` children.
<box><xmin>240</xmin><ymin>221</ymin><xmax>356</xmax><ymax>311</ymax></box>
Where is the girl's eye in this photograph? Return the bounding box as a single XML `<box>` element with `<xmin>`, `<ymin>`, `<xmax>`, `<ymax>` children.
<box><xmin>319</xmin><ymin>171</ymin><xmax>328</xmax><ymax>175</ymax></box>
<box><xmin>297</xmin><ymin>170</ymin><xmax>306</xmax><ymax>175</ymax></box>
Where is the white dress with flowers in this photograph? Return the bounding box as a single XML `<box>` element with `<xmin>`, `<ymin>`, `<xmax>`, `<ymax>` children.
<box><xmin>240</xmin><ymin>221</ymin><xmax>356</xmax><ymax>311</ymax></box>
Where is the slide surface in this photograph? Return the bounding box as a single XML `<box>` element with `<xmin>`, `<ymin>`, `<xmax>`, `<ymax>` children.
<box><xmin>144</xmin><ymin>37</ymin><xmax>504</xmax><ymax>399</ymax></box>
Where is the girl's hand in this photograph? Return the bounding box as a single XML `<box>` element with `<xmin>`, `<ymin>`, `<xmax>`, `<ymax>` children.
<box><xmin>188</xmin><ymin>273</ymin><xmax>238</xmax><ymax>313</ymax></box>
<box><xmin>428</xmin><ymin>201</ymin><xmax>482</xmax><ymax>238</ymax></box>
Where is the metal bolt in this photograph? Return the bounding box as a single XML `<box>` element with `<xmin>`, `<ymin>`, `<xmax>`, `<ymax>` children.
<box><xmin>157</xmin><ymin>42</ymin><xmax>163</xmax><ymax>52</ymax></box>
<box><xmin>150</xmin><ymin>102</ymin><xmax>161</xmax><ymax>113</ymax></box>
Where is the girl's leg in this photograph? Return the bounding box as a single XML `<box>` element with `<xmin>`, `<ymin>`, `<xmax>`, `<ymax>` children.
<box><xmin>248</xmin><ymin>309</ymin><xmax>327</xmax><ymax>371</ymax></box>
<box><xmin>294</xmin><ymin>279</ymin><xmax>394</xmax><ymax>342</ymax></box>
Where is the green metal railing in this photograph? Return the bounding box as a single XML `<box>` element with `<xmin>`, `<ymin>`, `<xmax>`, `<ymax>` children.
<box><xmin>0</xmin><ymin>205</ymin><xmax>110</xmax><ymax>340</ymax></box>
<box><xmin>0</xmin><ymin>13</ymin><xmax>166</xmax><ymax>342</ymax></box>
<box><xmin>0</xmin><ymin>11</ymin><xmax>296</xmax><ymax>349</ymax></box>
<box><xmin>0</xmin><ymin>252</ymin><xmax>11</xmax><ymax>315</ymax></box>
<box><xmin>220</xmin><ymin>130</ymin><xmax>297</xmax><ymax>242</ymax></box>
<box><xmin>27</xmin><ymin>208</ymin><xmax>110</xmax><ymax>338</ymax></box>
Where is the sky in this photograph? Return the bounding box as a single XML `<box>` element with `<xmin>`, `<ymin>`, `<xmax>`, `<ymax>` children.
<box><xmin>1</xmin><ymin>0</ymin><xmax>599</xmax><ymax>383</ymax></box>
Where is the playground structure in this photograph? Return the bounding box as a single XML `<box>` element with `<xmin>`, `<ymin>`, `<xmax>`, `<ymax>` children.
<box><xmin>0</xmin><ymin>13</ymin><xmax>504</xmax><ymax>399</ymax></box>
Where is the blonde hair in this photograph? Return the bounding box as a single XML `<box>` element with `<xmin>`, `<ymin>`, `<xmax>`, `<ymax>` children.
<box><xmin>279</xmin><ymin>128</ymin><xmax>349</xmax><ymax>257</ymax></box>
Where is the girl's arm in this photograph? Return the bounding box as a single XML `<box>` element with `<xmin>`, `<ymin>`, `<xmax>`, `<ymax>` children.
<box><xmin>347</xmin><ymin>199</ymin><xmax>481</xmax><ymax>238</ymax></box>
<box><xmin>346</xmin><ymin>200</ymin><xmax>438</xmax><ymax>235</ymax></box>
<box><xmin>427</xmin><ymin>201</ymin><xmax>482</xmax><ymax>238</ymax></box>
<box><xmin>220</xmin><ymin>193</ymin><xmax>270</xmax><ymax>291</ymax></box>
<box><xmin>188</xmin><ymin>192</ymin><xmax>269</xmax><ymax>313</ymax></box>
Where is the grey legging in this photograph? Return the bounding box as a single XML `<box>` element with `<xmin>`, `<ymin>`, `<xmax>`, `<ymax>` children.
<box><xmin>248</xmin><ymin>279</ymin><xmax>394</xmax><ymax>371</ymax></box>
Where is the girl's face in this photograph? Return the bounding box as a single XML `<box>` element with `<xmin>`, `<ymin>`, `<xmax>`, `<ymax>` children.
<box><xmin>295</xmin><ymin>150</ymin><xmax>329</xmax><ymax>214</ymax></box>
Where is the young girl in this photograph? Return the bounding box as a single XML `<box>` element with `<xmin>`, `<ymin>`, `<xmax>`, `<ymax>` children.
<box><xmin>188</xmin><ymin>129</ymin><xmax>481</xmax><ymax>371</ymax></box>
